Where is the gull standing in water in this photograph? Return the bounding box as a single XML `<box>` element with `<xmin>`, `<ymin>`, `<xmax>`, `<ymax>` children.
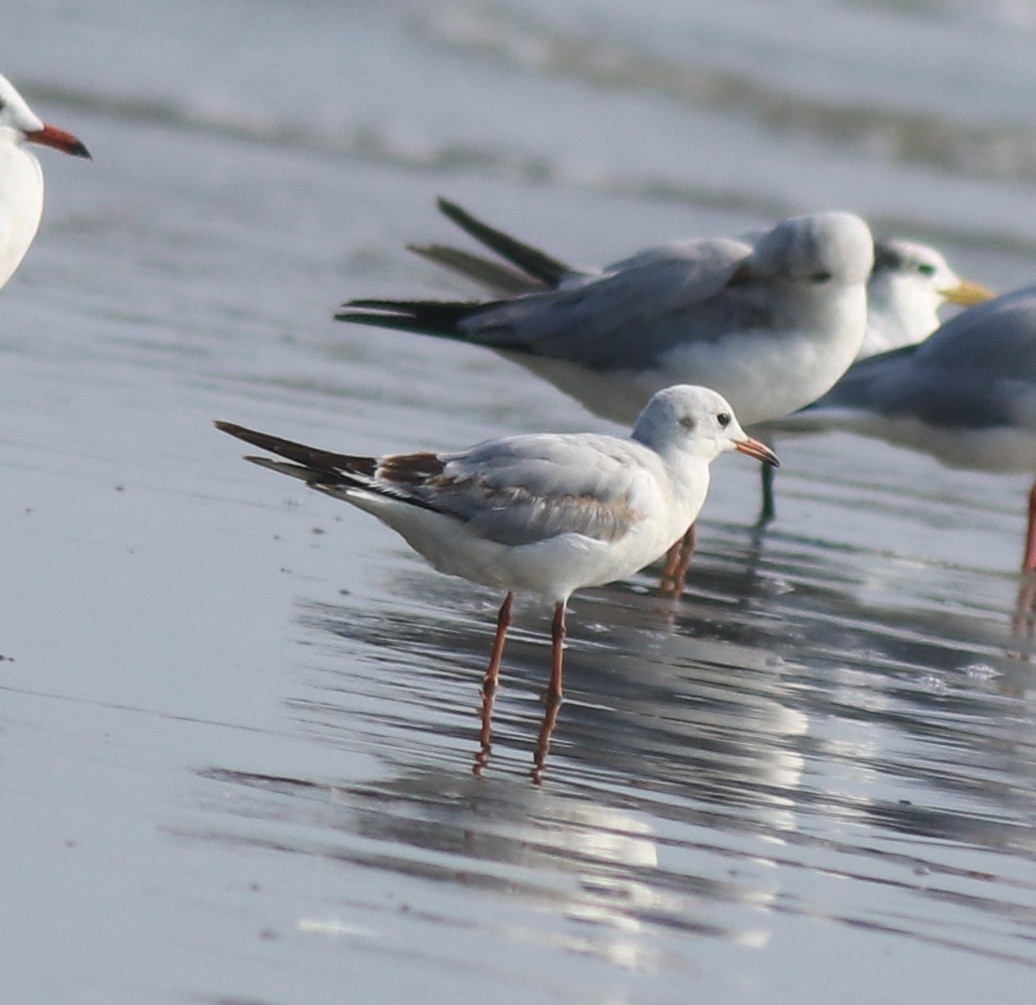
<box><xmin>338</xmin><ymin>202</ymin><xmax>872</xmax><ymax>591</ymax></box>
<box><xmin>216</xmin><ymin>384</ymin><xmax>778</xmax><ymax>780</ymax></box>
<box><xmin>784</xmin><ymin>285</ymin><xmax>1036</xmax><ymax>573</ymax></box>
<box><xmin>0</xmin><ymin>73</ymin><xmax>91</xmax><ymax>290</ymax></box>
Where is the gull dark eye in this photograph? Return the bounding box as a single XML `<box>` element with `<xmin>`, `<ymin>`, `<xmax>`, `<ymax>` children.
<box><xmin>811</xmin><ymin>270</ymin><xmax>832</xmax><ymax>283</ymax></box>
<box><xmin>716</xmin><ymin>412</ymin><xmax>731</xmax><ymax>429</ymax></box>
<box><xmin>917</xmin><ymin>263</ymin><xmax>937</xmax><ymax>277</ymax></box>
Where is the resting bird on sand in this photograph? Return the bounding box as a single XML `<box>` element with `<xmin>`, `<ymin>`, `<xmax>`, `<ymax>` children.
<box><xmin>338</xmin><ymin>203</ymin><xmax>873</xmax><ymax>429</ymax></box>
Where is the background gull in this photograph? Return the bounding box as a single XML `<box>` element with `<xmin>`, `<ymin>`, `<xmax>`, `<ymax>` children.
<box><xmin>0</xmin><ymin>72</ymin><xmax>90</xmax><ymax>291</ymax></box>
<box><xmin>781</xmin><ymin>284</ymin><xmax>1036</xmax><ymax>572</ymax></box>
<box><xmin>216</xmin><ymin>384</ymin><xmax>778</xmax><ymax>778</ymax></box>
<box><xmin>408</xmin><ymin>200</ymin><xmax>991</xmax><ymax>364</ymax></box>
<box><xmin>862</xmin><ymin>238</ymin><xmax>992</xmax><ymax>358</ymax></box>
<box><xmin>338</xmin><ymin>205</ymin><xmax>874</xmax><ymax>430</ymax></box>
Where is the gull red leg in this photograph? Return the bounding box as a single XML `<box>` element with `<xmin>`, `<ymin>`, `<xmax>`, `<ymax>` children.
<box><xmin>532</xmin><ymin>699</ymin><xmax>562</xmax><ymax>785</ymax></box>
<box><xmin>671</xmin><ymin>522</ymin><xmax>697</xmax><ymax>594</ymax></box>
<box><xmin>1025</xmin><ymin>483</ymin><xmax>1036</xmax><ymax>574</ymax></box>
<box><xmin>660</xmin><ymin>540</ymin><xmax>681</xmax><ymax>587</ymax></box>
<box><xmin>483</xmin><ymin>591</ymin><xmax>513</xmax><ymax>697</ymax></box>
<box><xmin>546</xmin><ymin>600</ymin><xmax>567</xmax><ymax>703</ymax></box>
<box><xmin>659</xmin><ymin>523</ymin><xmax>697</xmax><ymax>596</ymax></box>
<box><xmin>1012</xmin><ymin>578</ymin><xmax>1036</xmax><ymax>637</ymax></box>
<box><xmin>532</xmin><ymin>600</ymin><xmax>567</xmax><ymax>784</ymax></box>
<box><xmin>474</xmin><ymin>591</ymin><xmax>513</xmax><ymax>776</ymax></box>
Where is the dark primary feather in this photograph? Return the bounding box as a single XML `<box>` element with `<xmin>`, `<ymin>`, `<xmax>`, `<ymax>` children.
<box><xmin>216</xmin><ymin>420</ymin><xmax>452</xmax><ymax>513</ymax></box>
<box><xmin>435</xmin><ymin>197</ymin><xmax>575</xmax><ymax>287</ymax></box>
<box><xmin>335</xmin><ymin>298</ymin><xmax>492</xmax><ymax>339</ymax></box>
<box><xmin>337</xmin><ymin>236</ymin><xmax>759</xmax><ymax>370</ymax></box>
<box><xmin>214</xmin><ymin>421</ymin><xmax>376</xmax><ymax>477</ymax></box>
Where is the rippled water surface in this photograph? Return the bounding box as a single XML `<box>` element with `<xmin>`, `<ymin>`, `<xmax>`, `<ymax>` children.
<box><xmin>4</xmin><ymin>2</ymin><xmax>1036</xmax><ymax>1002</ymax></box>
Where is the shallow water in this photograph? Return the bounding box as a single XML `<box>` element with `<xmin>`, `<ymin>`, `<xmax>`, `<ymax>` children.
<box><xmin>3</xmin><ymin>2</ymin><xmax>1036</xmax><ymax>1002</ymax></box>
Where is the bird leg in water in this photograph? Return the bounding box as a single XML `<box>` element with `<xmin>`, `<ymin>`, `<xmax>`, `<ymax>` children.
<box><xmin>1008</xmin><ymin>482</ymin><xmax>1036</xmax><ymax>636</ymax></box>
<box><xmin>474</xmin><ymin>591</ymin><xmax>513</xmax><ymax>775</ymax></box>
<box><xmin>758</xmin><ymin>462</ymin><xmax>777</xmax><ymax>524</ymax></box>
<box><xmin>532</xmin><ymin>698</ymin><xmax>562</xmax><ymax>785</ymax></box>
<box><xmin>531</xmin><ymin>600</ymin><xmax>567</xmax><ymax>784</ymax></box>
<box><xmin>1025</xmin><ymin>483</ymin><xmax>1036</xmax><ymax>574</ymax></box>
<box><xmin>658</xmin><ymin>523</ymin><xmax>697</xmax><ymax>596</ymax></box>
<box><xmin>1012</xmin><ymin>578</ymin><xmax>1036</xmax><ymax>638</ymax></box>
<box><xmin>546</xmin><ymin>600</ymin><xmax>567</xmax><ymax>703</ymax></box>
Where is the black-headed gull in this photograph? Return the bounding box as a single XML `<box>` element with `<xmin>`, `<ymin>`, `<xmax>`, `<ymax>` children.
<box><xmin>216</xmin><ymin>384</ymin><xmax>778</xmax><ymax>774</ymax></box>
<box><xmin>338</xmin><ymin>207</ymin><xmax>874</xmax><ymax>430</ymax></box>
<box><xmin>786</xmin><ymin>285</ymin><xmax>1036</xmax><ymax>572</ymax></box>
<box><xmin>0</xmin><ymin>73</ymin><xmax>90</xmax><ymax>290</ymax></box>
<box><xmin>406</xmin><ymin>200</ymin><xmax>992</xmax><ymax>363</ymax></box>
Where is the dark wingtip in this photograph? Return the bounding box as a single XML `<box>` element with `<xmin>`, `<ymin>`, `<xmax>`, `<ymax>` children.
<box><xmin>214</xmin><ymin>420</ymin><xmax>269</xmax><ymax>450</ymax></box>
<box><xmin>433</xmin><ymin>195</ymin><xmax>572</xmax><ymax>287</ymax></box>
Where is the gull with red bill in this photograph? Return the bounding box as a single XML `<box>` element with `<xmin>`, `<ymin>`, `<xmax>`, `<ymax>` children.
<box><xmin>216</xmin><ymin>384</ymin><xmax>778</xmax><ymax>777</ymax></box>
<box><xmin>0</xmin><ymin>72</ymin><xmax>91</xmax><ymax>290</ymax></box>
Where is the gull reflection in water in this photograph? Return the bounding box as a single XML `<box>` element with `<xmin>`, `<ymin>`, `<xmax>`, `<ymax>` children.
<box><xmin>198</xmin><ymin>762</ymin><xmax>781</xmax><ymax>966</ymax></box>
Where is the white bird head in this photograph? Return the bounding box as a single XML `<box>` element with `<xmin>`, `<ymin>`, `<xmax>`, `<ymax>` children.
<box><xmin>0</xmin><ymin>73</ymin><xmax>90</xmax><ymax>158</ymax></box>
<box><xmin>860</xmin><ymin>238</ymin><xmax>994</xmax><ymax>359</ymax></box>
<box><xmin>632</xmin><ymin>384</ymin><xmax>779</xmax><ymax>466</ymax></box>
<box><xmin>747</xmin><ymin>211</ymin><xmax>874</xmax><ymax>288</ymax></box>
<box><xmin>872</xmin><ymin>237</ymin><xmax>993</xmax><ymax>308</ymax></box>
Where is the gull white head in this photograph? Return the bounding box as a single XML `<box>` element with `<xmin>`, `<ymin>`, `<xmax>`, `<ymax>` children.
<box><xmin>0</xmin><ymin>72</ymin><xmax>90</xmax><ymax>290</ymax></box>
<box><xmin>748</xmin><ymin>211</ymin><xmax>874</xmax><ymax>287</ymax></box>
<box><xmin>631</xmin><ymin>384</ymin><xmax>779</xmax><ymax>466</ymax></box>
<box><xmin>861</xmin><ymin>238</ymin><xmax>994</xmax><ymax>358</ymax></box>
